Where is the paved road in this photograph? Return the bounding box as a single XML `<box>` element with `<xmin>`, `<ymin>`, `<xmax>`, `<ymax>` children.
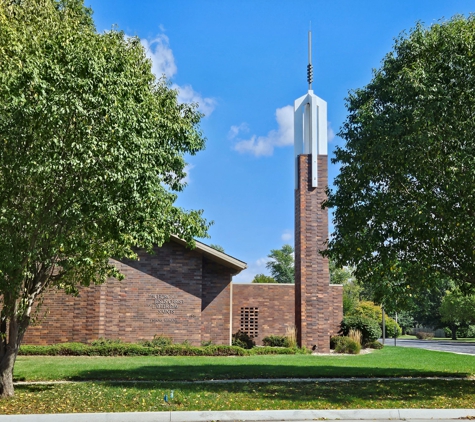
<box><xmin>382</xmin><ymin>339</ymin><xmax>475</xmax><ymax>355</ymax></box>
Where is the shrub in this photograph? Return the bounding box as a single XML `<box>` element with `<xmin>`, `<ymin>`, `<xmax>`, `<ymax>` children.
<box><xmin>382</xmin><ymin>317</ymin><xmax>402</xmax><ymax>338</ymax></box>
<box><xmin>262</xmin><ymin>335</ymin><xmax>289</xmax><ymax>347</ymax></box>
<box><xmin>339</xmin><ymin>316</ymin><xmax>382</xmax><ymax>344</ymax></box>
<box><xmin>348</xmin><ymin>329</ymin><xmax>362</xmax><ymax>345</ymax></box>
<box><xmin>19</xmin><ymin>343</ymin><xmax>307</xmax><ymax>357</ymax></box>
<box><xmin>138</xmin><ymin>334</ymin><xmax>173</xmax><ymax>348</ymax></box>
<box><xmin>366</xmin><ymin>340</ymin><xmax>384</xmax><ymax>349</ymax></box>
<box><xmin>351</xmin><ymin>301</ymin><xmax>382</xmax><ymax>320</ymax></box>
<box><xmin>416</xmin><ymin>331</ymin><xmax>434</xmax><ymax>340</ymax></box>
<box><xmin>90</xmin><ymin>338</ymin><xmax>123</xmax><ymax>346</ymax></box>
<box><xmin>330</xmin><ymin>336</ymin><xmax>361</xmax><ymax>354</ymax></box>
<box><xmin>285</xmin><ymin>325</ymin><xmax>297</xmax><ymax>348</ymax></box>
<box><xmin>232</xmin><ymin>331</ymin><xmax>255</xmax><ymax>349</ymax></box>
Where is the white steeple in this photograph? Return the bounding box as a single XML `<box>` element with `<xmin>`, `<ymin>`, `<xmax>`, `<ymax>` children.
<box><xmin>294</xmin><ymin>30</ymin><xmax>327</xmax><ymax>188</ymax></box>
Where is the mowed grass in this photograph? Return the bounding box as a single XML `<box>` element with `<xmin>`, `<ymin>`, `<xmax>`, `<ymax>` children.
<box><xmin>5</xmin><ymin>347</ymin><xmax>475</xmax><ymax>414</ymax></box>
<box><xmin>2</xmin><ymin>380</ymin><xmax>475</xmax><ymax>414</ymax></box>
<box><xmin>14</xmin><ymin>347</ymin><xmax>475</xmax><ymax>382</ymax></box>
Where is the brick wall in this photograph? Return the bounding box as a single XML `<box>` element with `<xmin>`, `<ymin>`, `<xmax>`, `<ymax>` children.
<box><xmin>22</xmin><ymin>284</ymin><xmax>102</xmax><ymax>345</ymax></box>
<box><xmin>201</xmin><ymin>258</ymin><xmax>232</xmax><ymax>345</ymax></box>
<box><xmin>232</xmin><ymin>284</ymin><xmax>295</xmax><ymax>345</ymax></box>
<box><xmin>295</xmin><ymin>154</ymin><xmax>336</xmax><ymax>352</ymax></box>
<box><xmin>24</xmin><ymin>241</ymin><xmax>234</xmax><ymax>346</ymax></box>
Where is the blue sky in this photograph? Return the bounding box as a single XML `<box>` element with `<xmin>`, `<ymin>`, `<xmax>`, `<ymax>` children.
<box><xmin>87</xmin><ymin>0</ymin><xmax>475</xmax><ymax>282</ymax></box>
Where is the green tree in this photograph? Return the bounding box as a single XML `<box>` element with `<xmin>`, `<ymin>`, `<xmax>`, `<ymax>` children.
<box><xmin>439</xmin><ymin>290</ymin><xmax>475</xmax><ymax>339</ymax></box>
<box><xmin>324</xmin><ymin>16</ymin><xmax>475</xmax><ymax>295</ymax></box>
<box><xmin>209</xmin><ymin>244</ymin><xmax>225</xmax><ymax>253</ymax></box>
<box><xmin>266</xmin><ymin>244</ymin><xmax>294</xmax><ymax>284</ymax></box>
<box><xmin>329</xmin><ymin>259</ymin><xmax>361</xmax><ymax>315</ymax></box>
<box><xmin>0</xmin><ymin>0</ymin><xmax>209</xmax><ymax>397</ymax></box>
<box><xmin>396</xmin><ymin>310</ymin><xmax>415</xmax><ymax>335</ymax></box>
<box><xmin>251</xmin><ymin>274</ymin><xmax>276</xmax><ymax>283</ymax></box>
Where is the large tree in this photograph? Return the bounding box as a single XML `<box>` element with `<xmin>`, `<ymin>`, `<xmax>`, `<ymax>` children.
<box><xmin>324</xmin><ymin>16</ymin><xmax>475</xmax><ymax>299</ymax></box>
<box><xmin>440</xmin><ymin>290</ymin><xmax>475</xmax><ymax>340</ymax></box>
<box><xmin>0</xmin><ymin>0</ymin><xmax>209</xmax><ymax>397</ymax></box>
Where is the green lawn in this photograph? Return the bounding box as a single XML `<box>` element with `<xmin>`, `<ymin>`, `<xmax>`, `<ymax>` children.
<box><xmin>2</xmin><ymin>380</ymin><xmax>474</xmax><ymax>414</ymax></box>
<box><xmin>14</xmin><ymin>347</ymin><xmax>475</xmax><ymax>381</ymax></box>
<box><xmin>5</xmin><ymin>347</ymin><xmax>475</xmax><ymax>414</ymax></box>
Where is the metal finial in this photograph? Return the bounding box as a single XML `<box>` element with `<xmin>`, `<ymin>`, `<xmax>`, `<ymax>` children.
<box><xmin>307</xmin><ymin>30</ymin><xmax>313</xmax><ymax>90</ymax></box>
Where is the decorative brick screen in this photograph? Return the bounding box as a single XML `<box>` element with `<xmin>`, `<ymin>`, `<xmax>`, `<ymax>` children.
<box><xmin>240</xmin><ymin>307</ymin><xmax>259</xmax><ymax>338</ymax></box>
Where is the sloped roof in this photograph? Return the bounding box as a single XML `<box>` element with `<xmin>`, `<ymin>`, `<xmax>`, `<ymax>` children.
<box><xmin>170</xmin><ymin>236</ymin><xmax>247</xmax><ymax>275</ymax></box>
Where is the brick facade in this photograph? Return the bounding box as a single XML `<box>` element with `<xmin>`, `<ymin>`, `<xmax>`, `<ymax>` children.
<box><xmin>24</xmin><ymin>209</ymin><xmax>342</xmax><ymax>351</ymax></box>
<box><xmin>201</xmin><ymin>259</ymin><xmax>232</xmax><ymax>345</ymax></box>
<box><xmin>232</xmin><ymin>284</ymin><xmax>295</xmax><ymax>345</ymax></box>
<box><xmin>295</xmin><ymin>154</ymin><xmax>342</xmax><ymax>352</ymax></box>
<box><xmin>24</xmin><ymin>241</ymin><xmax>237</xmax><ymax>346</ymax></box>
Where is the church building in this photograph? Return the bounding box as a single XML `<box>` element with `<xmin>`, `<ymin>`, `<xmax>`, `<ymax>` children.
<box><xmin>24</xmin><ymin>32</ymin><xmax>343</xmax><ymax>353</ymax></box>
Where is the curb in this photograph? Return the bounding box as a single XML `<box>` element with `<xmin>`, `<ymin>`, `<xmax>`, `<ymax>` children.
<box><xmin>12</xmin><ymin>376</ymin><xmax>473</xmax><ymax>385</ymax></box>
<box><xmin>0</xmin><ymin>409</ymin><xmax>474</xmax><ymax>421</ymax></box>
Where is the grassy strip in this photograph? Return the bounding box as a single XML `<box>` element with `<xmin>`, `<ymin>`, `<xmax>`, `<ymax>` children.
<box><xmin>14</xmin><ymin>348</ymin><xmax>475</xmax><ymax>382</ymax></box>
<box><xmin>19</xmin><ymin>343</ymin><xmax>307</xmax><ymax>357</ymax></box>
<box><xmin>2</xmin><ymin>380</ymin><xmax>475</xmax><ymax>414</ymax></box>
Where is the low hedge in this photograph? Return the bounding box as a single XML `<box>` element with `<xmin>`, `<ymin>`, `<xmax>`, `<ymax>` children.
<box><xmin>19</xmin><ymin>343</ymin><xmax>309</xmax><ymax>357</ymax></box>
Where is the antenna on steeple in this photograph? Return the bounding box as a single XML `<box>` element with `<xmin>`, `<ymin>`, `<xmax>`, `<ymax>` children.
<box><xmin>307</xmin><ymin>29</ymin><xmax>313</xmax><ymax>90</ymax></box>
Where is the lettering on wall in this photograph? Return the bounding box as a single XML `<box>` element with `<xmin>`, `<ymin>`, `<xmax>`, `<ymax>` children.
<box><xmin>148</xmin><ymin>294</ymin><xmax>184</xmax><ymax>315</ymax></box>
<box><xmin>148</xmin><ymin>294</ymin><xmax>198</xmax><ymax>324</ymax></box>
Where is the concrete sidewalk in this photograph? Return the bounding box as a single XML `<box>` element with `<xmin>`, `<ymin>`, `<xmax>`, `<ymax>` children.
<box><xmin>0</xmin><ymin>409</ymin><xmax>474</xmax><ymax>421</ymax></box>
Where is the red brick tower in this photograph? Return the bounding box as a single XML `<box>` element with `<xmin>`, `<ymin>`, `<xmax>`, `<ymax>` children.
<box><xmin>294</xmin><ymin>31</ymin><xmax>342</xmax><ymax>352</ymax></box>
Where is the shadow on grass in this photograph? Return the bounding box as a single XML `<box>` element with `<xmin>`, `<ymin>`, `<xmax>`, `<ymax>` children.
<box><xmin>16</xmin><ymin>384</ymin><xmax>55</xmax><ymax>393</ymax></box>
<box><xmin>71</xmin><ymin>363</ymin><xmax>472</xmax><ymax>382</ymax></box>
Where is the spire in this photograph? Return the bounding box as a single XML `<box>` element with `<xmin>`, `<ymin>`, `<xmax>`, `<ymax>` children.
<box><xmin>307</xmin><ymin>30</ymin><xmax>313</xmax><ymax>90</ymax></box>
<box><xmin>294</xmin><ymin>28</ymin><xmax>327</xmax><ymax>188</ymax></box>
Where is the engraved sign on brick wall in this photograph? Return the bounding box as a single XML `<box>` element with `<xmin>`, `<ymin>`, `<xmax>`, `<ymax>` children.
<box><xmin>148</xmin><ymin>294</ymin><xmax>184</xmax><ymax>314</ymax></box>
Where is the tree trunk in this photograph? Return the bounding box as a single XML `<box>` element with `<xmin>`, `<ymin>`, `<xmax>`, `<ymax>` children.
<box><xmin>451</xmin><ymin>326</ymin><xmax>458</xmax><ymax>340</ymax></box>
<box><xmin>0</xmin><ymin>352</ymin><xmax>16</xmax><ymax>398</ymax></box>
<box><xmin>0</xmin><ymin>308</ymin><xmax>29</xmax><ymax>398</ymax></box>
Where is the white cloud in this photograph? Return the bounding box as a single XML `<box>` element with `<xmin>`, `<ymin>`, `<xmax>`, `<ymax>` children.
<box><xmin>228</xmin><ymin>123</ymin><xmax>249</xmax><ymax>140</ymax></box>
<box><xmin>232</xmin><ymin>257</ymin><xmax>271</xmax><ymax>283</ymax></box>
<box><xmin>181</xmin><ymin>164</ymin><xmax>195</xmax><ymax>185</ymax></box>
<box><xmin>139</xmin><ymin>34</ymin><xmax>216</xmax><ymax>116</ymax></box>
<box><xmin>141</xmin><ymin>35</ymin><xmax>177</xmax><ymax>79</ymax></box>
<box><xmin>233</xmin><ymin>105</ymin><xmax>293</xmax><ymax>157</ymax></box>
<box><xmin>172</xmin><ymin>84</ymin><xmax>216</xmax><ymax>117</ymax></box>
<box><xmin>232</xmin><ymin>107</ymin><xmax>336</xmax><ymax>156</ymax></box>
<box><xmin>281</xmin><ymin>229</ymin><xmax>292</xmax><ymax>242</ymax></box>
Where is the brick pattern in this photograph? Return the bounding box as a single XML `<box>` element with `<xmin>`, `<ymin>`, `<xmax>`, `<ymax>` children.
<box><xmin>201</xmin><ymin>258</ymin><xmax>232</xmax><ymax>345</ymax></box>
<box><xmin>295</xmin><ymin>154</ymin><xmax>342</xmax><ymax>352</ymax></box>
<box><xmin>24</xmin><ymin>242</ymin><xmax>233</xmax><ymax>346</ymax></box>
<box><xmin>23</xmin><ymin>284</ymin><xmax>102</xmax><ymax>344</ymax></box>
<box><xmin>232</xmin><ymin>284</ymin><xmax>295</xmax><ymax>345</ymax></box>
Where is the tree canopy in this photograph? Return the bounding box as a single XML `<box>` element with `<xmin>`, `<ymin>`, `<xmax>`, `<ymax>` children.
<box><xmin>0</xmin><ymin>0</ymin><xmax>208</xmax><ymax>397</ymax></box>
<box><xmin>266</xmin><ymin>244</ymin><xmax>294</xmax><ymax>284</ymax></box>
<box><xmin>251</xmin><ymin>274</ymin><xmax>276</xmax><ymax>284</ymax></box>
<box><xmin>324</xmin><ymin>16</ymin><xmax>475</xmax><ymax>301</ymax></box>
<box><xmin>439</xmin><ymin>289</ymin><xmax>475</xmax><ymax>339</ymax></box>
